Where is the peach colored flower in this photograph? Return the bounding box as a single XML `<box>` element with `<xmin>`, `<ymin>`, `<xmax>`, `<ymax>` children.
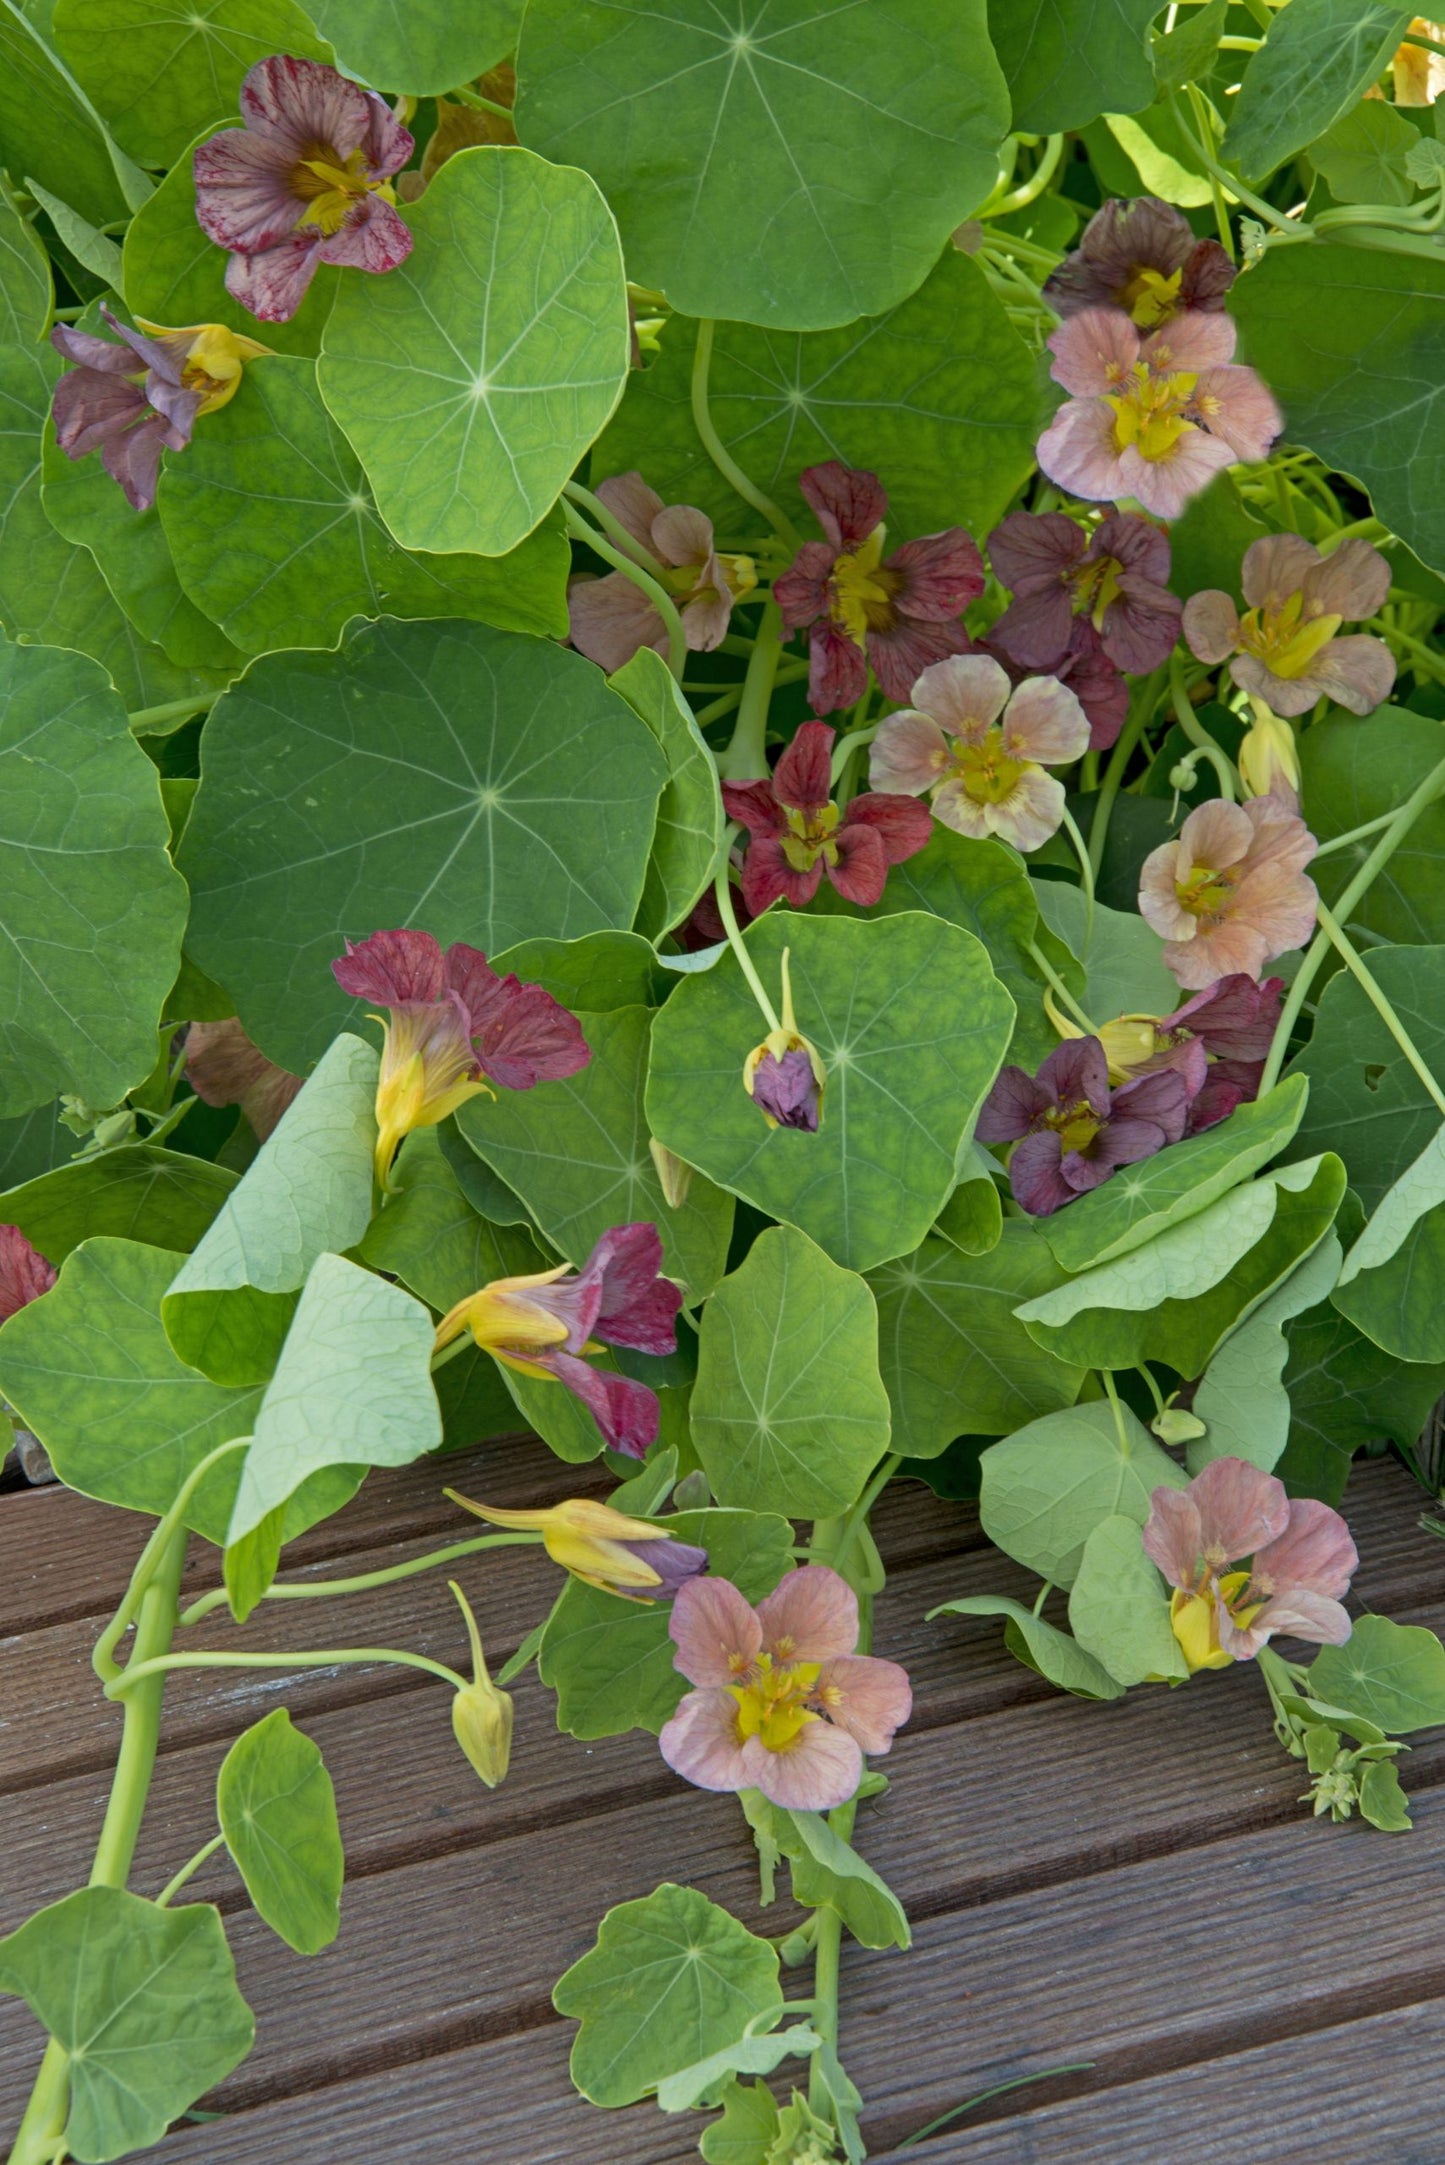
<box><xmin>1138</xmin><ymin>797</ymin><xmax>1318</xmax><ymax>990</ymax></box>
<box><xmin>869</xmin><ymin>652</ymin><xmax>1089</xmax><ymax>852</ymax></box>
<box><xmin>1183</xmin><ymin>534</ymin><xmax>1395</xmax><ymax>719</ymax></box>
<box><xmin>568</xmin><ymin>472</ymin><xmax>756</xmax><ymax>672</ymax></box>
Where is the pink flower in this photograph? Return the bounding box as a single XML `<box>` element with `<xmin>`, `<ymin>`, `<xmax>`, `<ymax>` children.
<box><xmin>1142</xmin><ymin>1457</ymin><xmax>1357</xmax><ymax>1667</ymax></box>
<box><xmin>185</xmin><ymin>1018</ymin><xmax>303</xmax><ymax>1142</ymax></box>
<box><xmin>1043</xmin><ymin>196</ymin><xmax>1236</xmax><ymax>328</ymax></box>
<box><xmin>659</xmin><ymin>1567</ymin><xmax>911</xmax><ymax>1812</ymax></box>
<box><xmin>435</xmin><ymin>1224</ymin><xmax>682</xmax><ymax>1459</ymax></box>
<box><xmin>1183</xmin><ymin>534</ymin><xmax>1395</xmax><ymax>718</ymax></box>
<box><xmin>722</xmin><ymin>720</ymin><xmax>931</xmax><ymax>914</ymax></box>
<box><xmin>0</xmin><ymin>1226</ymin><xmax>56</xmax><ymax>1323</ymax></box>
<box><xmin>333</xmin><ymin>928</ymin><xmax>589</xmax><ymax>1187</ymax></box>
<box><xmin>1036</xmin><ymin>309</ymin><xmax>1282</xmax><ymax>520</ymax></box>
<box><xmin>774</xmin><ymin>462</ymin><xmax>984</xmax><ymax>715</ymax></box>
<box><xmin>976</xmin><ymin>1036</ymin><xmax>1188</xmax><ymax>1216</ymax></box>
<box><xmin>568</xmin><ymin>472</ymin><xmax>756</xmax><ymax>671</ymax></box>
<box><xmin>869</xmin><ymin>652</ymin><xmax>1089</xmax><ymax>852</ymax></box>
<box><xmin>987</xmin><ymin>509</ymin><xmax>1182</xmax><ymax>676</ymax></box>
<box><xmin>1138</xmin><ymin>797</ymin><xmax>1318</xmax><ymax>990</ymax></box>
<box><xmin>194</xmin><ymin>56</ymin><xmax>413</xmax><ymax>323</ymax></box>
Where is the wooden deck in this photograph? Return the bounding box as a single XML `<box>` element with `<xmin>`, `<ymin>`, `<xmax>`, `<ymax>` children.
<box><xmin>4</xmin><ymin>1436</ymin><xmax>1444</xmax><ymax>2163</ymax></box>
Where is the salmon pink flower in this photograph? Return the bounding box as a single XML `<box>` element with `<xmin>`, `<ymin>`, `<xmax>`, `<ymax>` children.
<box><xmin>975</xmin><ymin>628</ymin><xmax>1130</xmax><ymax>752</ymax></box>
<box><xmin>1037</xmin><ymin>309</ymin><xmax>1282</xmax><ymax>519</ymax></box>
<box><xmin>722</xmin><ymin>720</ymin><xmax>931</xmax><ymax>914</ymax></box>
<box><xmin>987</xmin><ymin>510</ymin><xmax>1182</xmax><ymax>676</ymax></box>
<box><xmin>1183</xmin><ymin>534</ymin><xmax>1395</xmax><ymax>718</ymax></box>
<box><xmin>659</xmin><ymin>1567</ymin><xmax>911</xmax><ymax>1812</ymax></box>
<box><xmin>869</xmin><ymin>653</ymin><xmax>1089</xmax><ymax>852</ymax></box>
<box><xmin>333</xmin><ymin>928</ymin><xmax>589</xmax><ymax>1188</ymax></box>
<box><xmin>568</xmin><ymin>472</ymin><xmax>756</xmax><ymax>671</ymax></box>
<box><xmin>1044</xmin><ymin>195</ymin><xmax>1235</xmax><ymax>328</ymax></box>
<box><xmin>1143</xmin><ymin>1458</ymin><xmax>1357</xmax><ymax>1669</ymax></box>
<box><xmin>185</xmin><ymin>1018</ymin><xmax>302</xmax><ymax>1142</ymax></box>
<box><xmin>976</xmin><ymin>1036</ymin><xmax>1188</xmax><ymax>1216</ymax></box>
<box><xmin>0</xmin><ymin>1227</ymin><xmax>56</xmax><ymax>1323</ymax></box>
<box><xmin>194</xmin><ymin>55</ymin><xmax>413</xmax><ymax>323</ymax></box>
<box><xmin>774</xmin><ymin>462</ymin><xmax>984</xmax><ymax>715</ymax></box>
<box><xmin>1139</xmin><ymin>797</ymin><xmax>1318</xmax><ymax>991</ymax></box>
<box><xmin>447</xmin><ymin>1492</ymin><xmax>707</xmax><ymax>1600</ymax></box>
<box><xmin>434</xmin><ymin>1222</ymin><xmax>682</xmax><ymax>1458</ymax></box>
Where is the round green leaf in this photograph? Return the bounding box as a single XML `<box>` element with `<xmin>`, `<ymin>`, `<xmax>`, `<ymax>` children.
<box><xmin>516</xmin><ymin>0</ymin><xmax>1007</xmax><ymax>331</ymax></box>
<box><xmin>52</xmin><ymin>0</ymin><xmax>333</xmax><ymax>168</ymax></box>
<box><xmin>0</xmin><ymin>637</ymin><xmax>188</xmax><ymax>1116</ymax></box>
<box><xmin>694</xmin><ymin>1224</ymin><xmax>890</xmax><ymax>1517</ymax></box>
<box><xmin>0</xmin><ymin>1886</ymin><xmax>253</xmax><ymax>2164</ymax></box>
<box><xmin>0</xmin><ymin>1143</ymin><xmax>236</xmax><ymax>1263</ymax></box>
<box><xmin>156</xmin><ymin>357</ymin><xmax>568</xmax><ymax>655</ymax></box>
<box><xmin>646</xmin><ymin>909</ymin><xmax>1014</xmax><ymax>1273</ymax></box>
<box><xmin>1308</xmin><ymin>1615</ymin><xmax>1445</xmax><ymax>1735</ymax></box>
<box><xmin>987</xmin><ymin>0</ymin><xmax>1159</xmax><ymax>133</ymax></box>
<box><xmin>304</xmin><ymin>0</ymin><xmax>521</xmax><ymax>95</ymax></box>
<box><xmin>217</xmin><ymin>1708</ymin><xmax>344</xmax><ymax>1955</ymax></box>
<box><xmin>978</xmin><ymin>1400</ymin><xmax>1188</xmax><ymax>1590</ymax></box>
<box><xmin>318</xmin><ymin>146</ymin><xmax>629</xmax><ymax>556</ymax></box>
<box><xmin>594</xmin><ymin>252</ymin><xmax>1043</xmax><ymax>556</ymax></box>
<box><xmin>178</xmin><ymin>616</ymin><xmax>668</xmax><ymax>1071</ymax></box>
<box><xmin>1189</xmin><ymin>1233</ymin><xmax>1342</xmax><ymax>1475</ymax></box>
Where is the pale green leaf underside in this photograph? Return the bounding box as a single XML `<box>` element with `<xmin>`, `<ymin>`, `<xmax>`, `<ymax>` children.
<box><xmin>304</xmin><ymin>0</ymin><xmax>522</xmax><ymax>95</ymax></box>
<box><xmin>978</xmin><ymin>1399</ymin><xmax>1187</xmax><ymax>1589</ymax></box>
<box><xmin>217</xmin><ymin>1708</ymin><xmax>344</xmax><ymax>1955</ymax></box>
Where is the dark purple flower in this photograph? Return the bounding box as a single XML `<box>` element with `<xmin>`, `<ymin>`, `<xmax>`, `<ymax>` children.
<box><xmin>194</xmin><ymin>55</ymin><xmax>413</xmax><ymax>323</ymax></box>
<box><xmin>50</xmin><ymin>307</ymin><xmax>204</xmax><ymax>510</ymax></box>
<box><xmin>988</xmin><ymin>511</ymin><xmax>1182</xmax><ymax>677</ymax></box>
<box><xmin>1154</xmin><ymin>973</ymin><xmax>1283</xmax><ymax>1133</ymax></box>
<box><xmin>722</xmin><ymin>720</ymin><xmax>932</xmax><ymax>914</ymax></box>
<box><xmin>976</xmin><ymin>1038</ymin><xmax>1188</xmax><ymax>1215</ymax></box>
<box><xmin>749</xmin><ymin>1048</ymin><xmax>823</xmax><ymax>1131</ymax></box>
<box><xmin>1043</xmin><ymin>196</ymin><xmax>1235</xmax><ymax>329</ymax></box>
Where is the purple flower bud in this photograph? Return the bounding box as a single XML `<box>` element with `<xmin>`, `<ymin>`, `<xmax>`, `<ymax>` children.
<box><xmin>751</xmin><ymin>1047</ymin><xmax>822</xmax><ymax>1131</ymax></box>
<box><xmin>625</xmin><ymin>1537</ymin><xmax>710</xmax><ymax>1598</ymax></box>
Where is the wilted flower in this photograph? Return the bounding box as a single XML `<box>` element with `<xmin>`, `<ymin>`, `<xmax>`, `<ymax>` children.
<box><xmin>49</xmin><ymin>308</ymin><xmax>269</xmax><ymax>510</ymax></box>
<box><xmin>1037</xmin><ymin>309</ymin><xmax>1282</xmax><ymax>520</ymax></box>
<box><xmin>446</xmin><ymin>1492</ymin><xmax>708</xmax><ymax>1600</ymax></box>
<box><xmin>869</xmin><ymin>652</ymin><xmax>1089</xmax><ymax>852</ymax></box>
<box><xmin>976</xmin><ymin>1036</ymin><xmax>1188</xmax><ymax>1216</ymax></box>
<box><xmin>659</xmin><ymin>1567</ymin><xmax>911</xmax><ymax>1812</ymax></box>
<box><xmin>333</xmin><ymin>928</ymin><xmax>589</xmax><ymax>1188</ymax></box>
<box><xmin>1143</xmin><ymin>1457</ymin><xmax>1357</xmax><ymax>1668</ymax></box>
<box><xmin>1182</xmin><ymin>535</ymin><xmax>1395</xmax><ymax>718</ymax></box>
<box><xmin>0</xmin><ymin>1226</ymin><xmax>56</xmax><ymax>1323</ymax></box>
<box><xmin>987</xmin><ymin>509</ymin><xmax>1182</xmax><ymax>675</ymax></box>
<box><xmin>568</xmin><ymin>472</ymin><xmax>757</xmax><ymax>671</ymax></box>
<box><xmin>194</xmin><ymin>55</ymin><xmax>413</xmax><ymax>322</ymax></box>
<box><xmin>434</xmin><ymin>1222</ymin><xmax>682</xmax><ymax>1458</ymax></box>
<box><xmin>743</xmin><ymin>948</ymin><xmax>827</xmax><ymax>1133</ymax></box>
<box><xmin>1050</xmin><ymin>973</ymin><xmax>1284</xmax><ymax>1135</ymax></box>
<box><xmin>774</xmin><ymin>461</ymin><xmax>984</xmax><ymax>715</ymax></box>
<box><xmin>448</xmin><ymin>1580</ymin><xmax>513</xmax><ymax>1788</ymax></box>
<box><xmin>1139</xmin><ymin>797</ymin><xmax>1318</xmax><ymax>990</ymax></box>
<box><xmin>1044</xmin><ymin>195</ymin><xmax>1236</xmax><ymax>327</ymax></box>
<box><xmin>722</xmin><ymin>720</ymin><xmax>931</xmax><ymax>914</ymax></box>
<box><xmin>185</xmin><ymin>1017</ymin><xmax>302</xmax><ymax>1142</ymax></box>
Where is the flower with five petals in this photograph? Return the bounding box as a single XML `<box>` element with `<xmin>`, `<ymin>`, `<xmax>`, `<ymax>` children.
<box><xmin>976</xmin><ymin>1036</ymin><xmax>1189</xmax><ymax>1217</ymax></box>
<box><xmin>723</xmin><ymin>720</ymin><xmax>931</xmax><ymax>915</ymax></box>
<box><xmin>1138</xmin><ymin>797</ymin><xmax>1318</xmax><ymax>991</ymax></box>
<box><xmin>1182</xmin><ymin>534</ymin><xmax>1395</xmax><ymax>719</ymax></box>
<box><xmin>987</xmin><ymin>509</ymin><xmax>1182</xmax><ymax>677</ymax></box>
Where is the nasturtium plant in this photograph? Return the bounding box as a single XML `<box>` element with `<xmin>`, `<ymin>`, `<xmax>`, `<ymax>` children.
<box><xmin>3</xmin><ymin>7</ymin><xmax>1445</xmax><ymax>2161</ymax></box>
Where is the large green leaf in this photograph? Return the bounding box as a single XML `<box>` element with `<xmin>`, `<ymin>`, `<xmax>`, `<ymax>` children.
<box><xmin>554</xmin><ymin>1883</ymin><xmax>782</xmax><ymax>2109</ymax></box>
<box><xmin>928</xmin><ymin>1591</ymin><xmax>1124</xmax><ymax>1700</ymax></box>
<box><xmin>217</xmin><ymin>1708</ymin><xmax>343</xmax><ymax>1956</ymax></box>
<box><xmin>0</xmin><ymin>1143</ymin><xmax>236</xmax><ymax>1262</ymax></box>
<box><xmin>987</xmin><ymin>0</ymin><xmax>1159</xmax><ymax>133</ymax></box>
<box><xmin>1290</xmin><ymin>945</ymin><xmax>1445</xmax><ymax>1209</ymax></box>
<box><xmin>693</xmin><ymin>1225</ymin><xmax>890</xmax><ymax>1517</ymax></box>
<box><xmin>0</xmin><ymin>1886</ymin><xmax>253</xmax><ymax>2164</ymax></box>
<box><xmin>1333</xmin><ymin>1125</ymin><xmax>1445</xmax><ymax>1361</ymax></box>
<box><xmin>1232</xmin><ymin>247</ymin><xmax>1445</xmax><ymax>573</ymax></box>
<box><xmin>226</xmin><ymin>1251</ymin><xmax>440</xmax><ymax>1543</ymax></box>
<box><xmin>538</xmin><ymin>1506</ymin><xmax>792</xmax><ymax>1737</ymax></box>
<box><xmin>318</xmin><ymin>147</ymin><xmax>628</xmax><ymax>557</ymax></box>
<box><xmin>1309</xmin><ymin>1615</ymin><xmax>1445</xmax><ymax>1735</ymax></box>
<box><xmin>595</xmin><ymin>251</ymin><xmax>1043</xmax><ymax>553</ymax></box>
<box><xmin>304</xmin><ymin>0</ymin><xmax>521</xmax><ymax>95</ymax></box>
<box><xmin>1298</xmin><ymin>715</ymin><xmax>1445</xmax><ymax>946</ymax></box>
<box><xmin>1032</xmin><ymin>881</ymin><xmax>1177</xmax><ymax>1025</ymax></box>
<box><xmin>516</xmin><ymin>0</ymin><xmax>1007</xmax><ymax>331</ymax></box>
<box><xmin>157</xmin><ymin>357</ymin><xmax>569</xmax><ymax>655</ymax></box>
<box><xmin>1189</xmin><ymin>1233</ymin><xmax>1342</xmax><ymax>1474</ymax></box>
<box><xmin>162</xmin><ymin>1033</ymin><xmax>379</xmax><ymax>1382</ymax></box>
<box><xmin>0</xmin><ymin>173</ymin><xmax>51</xmax><ymax>343</ymax></box>
<box><xmin>0</xmin><ymin>636</ymin><xmax>187</xmax><ymax>1117</ymax></box>
<box><xmin>868</xmin><ymin>1226</ymin><xmax>1085</xmax><ymax>1457</ymax></box>
<box><xmin>1221</xmin><ymin>0</ymin><xmax>1411</xmax><ymax>181</ymax></box>
<box><xmin>646</xmin><ymin>909</ymin><xmax>1014</xmax><ymax>1273</ymax></box>
<box><xmin>179</xmin><ymin>616</ymin><xmax>668</xmax><ymax>1072</ymax></box>
<box><xmin>0</xmin><ymin>5</ymin><xmax>131</xmax><ymax>228</ymax></box>
<box><xmin>612</xmin><ymin>647</ymin><xmax>725</xmax><ymax>942</ymax></box>
<box><xmin>978</xmin><ymin>1399</ymin><xmax>1187</xmax><ymax>1590</ymax></box>
<box><xmin>1067</xmin><ymin>1512</ymin><xmax>1187</xmax><ymax>1686</ymax></box>
<box><xmin>52</xmin><ymin>0</ymin><xmax>332</xmax><ymax>167</ymax></box>
<box><xmin>456</xmin><ymin>1003</ymin><xmax>733</xmax><ymax>1303</ymax></box>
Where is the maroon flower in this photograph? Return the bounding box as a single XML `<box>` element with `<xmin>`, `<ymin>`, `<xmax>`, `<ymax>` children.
<box><xmin>0</xmin><ymin>1226</ymin><xmax>56</xmax><ymax>1323</ymax></box>
<box><xmin>773</xmin><ymin>462</ymin><xmax>984</xmax><ymax>715</ymax></box>
<box><xmin>976</xmin><ymin>1037</ymin><xmax>1188</xmax><ymax>1216</ymax></box>
<box><xmin>49</xmin><ymin>308</ymin><xmax>206</xmax><ymax>511</ymax></box>
<box><xmin>1154</xmin><ymin>973</ymin><xmax>1283</xmax><ymax>1132</ymax></box>
<box><xmin>988</xmin><ymin>511</ymin><xmax>1182</xmax><ymax>677</ymax></box>
<box><xmin>1043</xmin><ymin>196</ymin><xmax>1235</xmax><ymax>329</ymax></box>
<box><xmin>722</xmin><ymin>721</ymin><xmax>931</xmax><ymax>915</ymax></box>
<box><xmin>194</xmin><ymin>55</ymin><xmax>413</xmax><ymax>323</ymax></box>
<box><xmin>185</xmin><ymin>1017</ymin><xmax>303</xmax><ymax>1142</ymax></box>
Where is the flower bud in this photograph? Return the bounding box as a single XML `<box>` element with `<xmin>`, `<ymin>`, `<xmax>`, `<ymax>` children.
<box><xmin>1238</xmin><ymin>698</ymin><xmax>1301</xmax><ymax>806</ymax></box>
<box><xmin>448</xmin><ymin>1580</ymin><xmax>513</xmax><ymax>1788</ymax></box>
<box><xmin>648</xmin><ymin>1136</ymin><xmax>693</xmax><ymax>1209</ymax></box>
<box><xmin>1152</xmin><ymin>1406</ymin><xmax>1207</xmax><ymax>1445</ymax></box>
<box><xmin>742</xmin><ymin>947</ymin><xmax>826</xmax><ymax>1132</ymax></box>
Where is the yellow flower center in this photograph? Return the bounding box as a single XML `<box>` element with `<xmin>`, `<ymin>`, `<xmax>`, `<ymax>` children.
<box><xmin>662</xmin><ymin>552</ymin><xmax>758</xmax><ymax>610</ymax></box>
<box><xmin>1118</xmin><ymin>264</ymin><xmax>1183</xmax><ymax>328</ymax></box>
<box><xmin>1041</xmin><ymin>1096</ymin><xmax>1101</xmax><ymax>1156</ymax></box>
<box><xmin>1105</xmin><ymin>363</ymin><xmax>1199</xmax><ymax>465</ymax></box>
<box><xmin>291</xmin><ymin>142</ymin><xmax>391</xmax><ymax>235</ymax></box>
<box><xmin>1069</xmin><ymin>550</ymin><xmax>1125</xmax><ymax>630</ymax></box>
<box><xmin>779</xmin><ymin>799</ymin><xmax>840</xmax><ymax>872</ymax></box>
<box><xmin>1174</xmin><ymin>863</ymin><xmax>1238</xmax><ymax>926</ymax></box>
<box><xmin>1169</xmin><ymin>1569</ymin><xmax>1265</xmax><ymax>1672</ymax></box>
<box><xmin>828</xmin><ymin>528</ymin><xmax>901</xmax><ymax>646</ymax></box>
<box><xmin>729</xmin><ymin>1654</ymin><xmax>822</xmax><ymax>1754</ymax></box>
<box><xmin>1237</xmin><ymin>591</ymin><xmax>1343</xmax><ymax>681</ymax></box>
<box><xmin>950</xmin><ymin>726</ymin><xmax>1028</xmax><ymax>806</ymax></box>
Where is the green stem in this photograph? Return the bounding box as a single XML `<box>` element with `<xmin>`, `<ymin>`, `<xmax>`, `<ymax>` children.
<box><xmin>1316</xmin><ymin>900</ymin><xmax>1445</xmax><ymax>1118</ymax></box>
<box><xmin>1026</xmin><ymin>937</ymin><xmax>1098</xmax><ymax>1035</ymax></box>
<box><xmin>448</xmin><ymin>85</ymin><xmax>515</xmax><ymax>121</ymax></box>
<box><xmin>828</xmin><ymin>722</ymin><xmax>878</xmax><ymax>789</ymax></box>
<box><xmin>155</xmin><ymin>1832</ymin><xmax>226</xmax><ymax>1908</ymax></box>
<box><xmin>1137</xmin><ymin>1364</ymin><xmax>1167</xmax><ymax>1419</ymax></box>
<box><xmin>690</xmin><ymin>322</ymin><xmax>801</xmax><ymax>548</ymax></box>
<box><xmin>1058</xmin><ymin>805</ymin><xmax>1096</xmax><ymax>942</ymax></box>
<box><xmin>1088</xmin><ymin>668</ymin><xmax>1162</xmax><ymax>874</ymax></box>
<box><xmin>126</xmin><ymin>695</ymin><xmax>213</xmax><ymax>734</ymax></box>
<box><xmin>827</xmin><ymin>1456</ymin><xmax>901</xmax><ymax>1580</ymax></box>
<box><xmin>563</xmin><ymin>502</ymin><xmax>687</xmax><ymax>679</ymax></box>
<box><xmin>177</xmin><ymin>1531</ymin><xmax>541</xmax><ymax>1627</ymax></box>
<box><xmin>979</xmin><ymin>133</ymin><xmax>1065</xmax><ymax>219</ymax></box>
<box><xmin>104</xmin><ymin>1646</ymin><xmax>469</xmax><ymax>1700</ymax></box>
<box><xmin>713</xmin><ymin>846</ymin><xmax>781</xmax><ymax>1032</ymax></box>
<box><xmin>719</xmin><ymin>598</ymin><xmax>785</xmax><ymax>779</ymax></box>
<box><xmin>1312</xmin><ymin>809</ymin><xmax>1398</xmax><ymax>859</ymax></box>
<box><xmin>562</xmin><ymin>480</ymin><xmax>666</xmax><ymax>573</ymax></box>
<box><xmin>1168</xmin><ymin>88</ymin><xmax>1303</xmax><ymax>235</ymax></box>
<box><xmin>1169</xmin><ymin>651</ymin><xmax>1236</xmax><ymax>801</ymax></box>
<box><xmin>93</xmin><ymin>1437</ymin><xmax>249</xmax><ymax>1682</ymax></box>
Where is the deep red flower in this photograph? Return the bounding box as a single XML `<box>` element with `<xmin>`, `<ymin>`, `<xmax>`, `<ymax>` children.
<box><xmin>722</xmin><ymin>721</ymin><xmax>932</xmax><ymax>915</ymax></box>
<box><xmin>0</xmin><ymin>1227</ymin><xmax>56</xmax><ymax>1323</ymax></box>
<box><xmin>773</xmin><ymin>462</ymin><xmax>984</xmax><ymax>716</ymax></box>
<box><xmin>987</xmin><ymin>510</ymin><xmax>1182</xmax><ymax>677</ymax></box>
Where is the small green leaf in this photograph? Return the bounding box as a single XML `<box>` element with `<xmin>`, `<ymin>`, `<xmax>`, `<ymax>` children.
<box><xmin>978</xmin><ymin>1400</ymin><xmax>1187</xmax><ymax>1590</ymax></box>
<box><xmin>1359</xmin><ymin>1757</ymin><xmax>1413</xmax><ymax>1832</ymax></box>
<box><xmin>1067</xmin><ymin>1513</ymin><xmax>1187</xmax><ymax>1686</ymax></box>
<box><xmin>1189</xmin><ymin>1233</ymin><xmax>1342</xmax><ymax>1474</ymax></box>
<box><xmin>612</xmin><ymin>646</ymin><xmax>725</xmax><ymax>942</ymax></box>
<box><xmin>1152</xmin><ymin>0</ymin><xmax>1227</xmax><ymax>92</ymax></box>
<box><xmin>752</xmin><ymin>1800</ymin><xmax>911</xmax><ymax>1950</ymax></box>
<box><xmin>217</xmin><ymin>1708</ymin><xmax>344</xmax><ymax>1954</ymax></box>
<box><xmin>222</xmin><ymin>1507</ymin><xmax>281</xmax><ymax>1624</ymax></box>
<box><xmin>1310</xmin><ymin>99</ymin><xmax>1420</xmax><ymax>206</ymax></box>
<box><xmin>0</xmin><ymin>1885</ymin><xmax>253</xmax><ymax>2163</ymax></box>
<box><xmin>656</xmin><ymin>2025</ymin><xmax>823</xmax><ymax>2112</ymax></box>
<box><xmin>1309</xmin><ymin>1615</ymin><xmax>1445</xmax><ymax>1735</ymax></box>
<box><xmin>989</xmin><ymin>0</ymin><xmax>1160</xmax><ymax>133</ymax></box>
<box><xmin>553</xmin><ymin>1882</ymin><xmax>782</xmax><ymax>2109</ymax></box>
<box><xmin>0</xmin><ymin>1144</ymin><xmax>236</xmax><ymax>1263</ymax></box>
<box><xmin>1222</xmin><ymin>0</ymin><xmax>1411</xmax><ymax>181</ymax></box>
<box><xmin>1033</xmin><ymin>881</ymin><xmax>1178</xmax><ymax>1027</ymax></box>
<box><xmin>304</xmin><ymin>0</ymin><xmax>520</xmax><ymax>95</ymax></box>
<box><xmin>23</xmin><ymin>176</ymin><xmax>121</xmax><ymax>282</ymax></box>
<box><xmin>933</xmin><ymin>1157</ymin><xmax>1003</xmax><ymax>1256</ymax></box>
<box><xmin>928</xmin><ymin>1592</ymin><xmax>1124</xmax><ymax>1700</ymax></box>
<box><xmin>701</xmin><ymin>2078</ymin><xmax>782</xmax><ymax>2164</ymax></box>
